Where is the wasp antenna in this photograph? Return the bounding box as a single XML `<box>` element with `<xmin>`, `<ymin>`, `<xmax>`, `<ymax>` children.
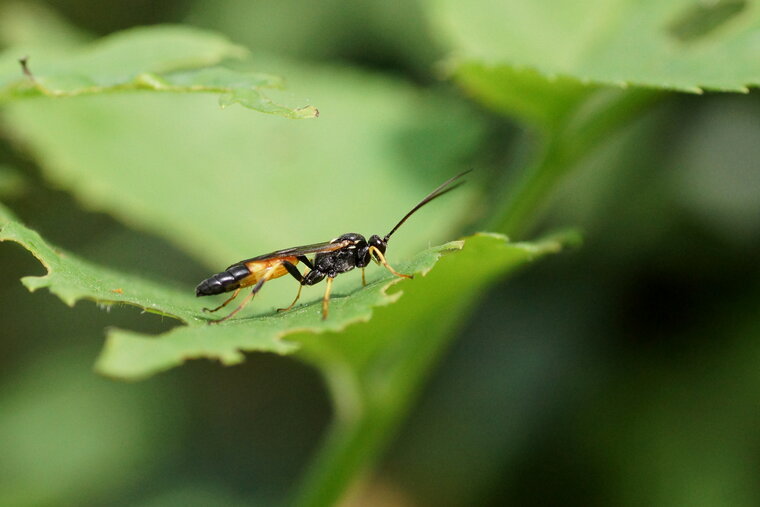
<box><xmin>383</xmin><ymin>169</ymin><xmax>472</xmax><ymax>242</ymax></box>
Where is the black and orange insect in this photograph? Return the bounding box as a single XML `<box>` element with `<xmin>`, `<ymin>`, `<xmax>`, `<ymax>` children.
<box><xmin>196</xmin><ymin>171</ymin><xmax>470</xmax><ymax>323</ymax></box>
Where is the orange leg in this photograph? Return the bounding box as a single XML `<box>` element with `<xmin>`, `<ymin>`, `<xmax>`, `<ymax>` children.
<box><xmin>203</xmin><ymin>288</ymin><xmax>241</xmax><ymax>313</ymax></box>
<box><xmin>361</xmin><ymin>268</ymin><xmax>366</xmax><ymax>286</ymax></box>
<box><xmin>277</xmin><ymin>284</ymin><xmax>303</xmax><ymax>313</ymax></box>
<box><xmin>209</xmin><ymin>269</ymin><xmax>274</xmax><ymax>324</ymax></box>
<box><xmin>321</xmin><ymin>276</ymin><xmax>334</xmax><ymax>320</ymax></box>
<box><xmin>369</xmin><ymin>246</ymin><xmax>413</xmax><ymax>279</ymax></box>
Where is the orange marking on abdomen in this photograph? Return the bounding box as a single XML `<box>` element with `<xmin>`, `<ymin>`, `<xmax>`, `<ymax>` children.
<box><xmin>238</xmin><ymin>256</ymin><xmax>299</xmax><ymax>288</ymax></box>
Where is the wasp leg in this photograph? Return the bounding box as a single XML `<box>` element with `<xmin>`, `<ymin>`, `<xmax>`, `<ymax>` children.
<box><xmin>278</xmin><ymin>260</ymin><xmax>305</xmax><ymax>312</ymax></box>
<box><xmin>278</xmin><ymin>284</ymin><xmax>303</xmax><ymax>313</ymax></box>
<box><xmin>282</xmin><ymin>260</ymin><xmax>305</xmax><ymax>283</ymax></box>
<box><xmin>203</xmin><ymin>288</ymin><xmax>241</xmax><ymax>313</ymax></box>
<box><xmin>321</xmin><ymin>276</ymin><xmax>334</xmax><ymax>320</ymax></box>
<box><xmin>209</xmin><ymin>270</ymin><xmax>273</xmax><ymax>324</ymax></box>
<box><xmin>297</xmin><ymin>255</ymin><xmax>315</xmax><ymax>270</ymax></box>
<box><xmin>369</xmin><ymin>246</ymin><xmax>413</xmax><ymax>279</ymax></box>
<box><xmin>361</xmin><ymin>268</ymin><xmax>366</xmax><ymax>286</ymax></box>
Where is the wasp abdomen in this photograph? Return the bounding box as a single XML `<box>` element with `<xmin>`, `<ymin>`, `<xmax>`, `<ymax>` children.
<box><xmin>195</xmin><ymin>264</ymin><xmax>250</xmax><ymax>296</ymax></box>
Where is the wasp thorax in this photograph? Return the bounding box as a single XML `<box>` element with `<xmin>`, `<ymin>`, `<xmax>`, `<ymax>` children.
<box><xmin>335</xmin><ymin>232</ymin><xmax>366</xmax><ymax>246</ymax></box>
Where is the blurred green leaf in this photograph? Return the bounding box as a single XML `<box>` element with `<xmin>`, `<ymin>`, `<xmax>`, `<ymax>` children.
<box><xmin>426</xmin><ymin>0</ymin><xmax>756</xmax><ymax>225</ymax></box>
<box><xmin>2</xmin><ymin>58</ymin><xmax>483</xmax><ymax>267</ymax></box>
<box><xmin>186</xmin><ymin>0</ymin><xmax>441</xmax><ymax>72</ymax></box>
<box><xmin>668</xmin><ymin>95</ymin><xmax>760</xmax><ymax>240</ymax></box>
<box><xmin>0</xmin><ymin>346</ymin><xmax>177</xmax><ymax>506</ymax></box>
<box><xmin>429</xmin><ymin>0</ymin><xmax>760</xmax><ymax>93</ymax></box>
<box><xmin>0</xmin><ymin>2</ymin><xmax>90</xmax><ymax>49</ymax></box>
<box><xmin>449</xmin><ymin>62</ymin><xmax>597</xmax><ymax>129</ymax></box>
<box><xmin>0</xmin><ymin>25</ymin><xmax>318</xmax><ymax>118</ymax></box>
<box><xmin>289</xmin><ymin>232</ymin><xmax>573</xmax><ymax>506</ymax></box>
<box><xmin>0</xmin><ymin>164</ymin><xmax>26</xmax><ymax>198</ymax></box>
<box><xmin>0</xmin><ymin>220</ymin><xmax>199</xmax><ymax>321</ymax></box>
<box><xmin>0</xmin><ymin>200</ymin><xmax>18</xmax><ymax>225</ymax></box>
<box><xmin>584</xmin><ymin>306</ymin><xmax>760</xmax><ymax>506</ymax></box>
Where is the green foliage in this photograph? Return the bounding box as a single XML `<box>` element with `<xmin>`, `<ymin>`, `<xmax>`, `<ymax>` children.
<box><xmin>0</xmin><ymin>199</ymin><xmax>17</xmax><ymax>223</ymax></box>
<box><xmin>289</xmin><ymin>232</ymin><xmax>571</xmax><ymax>506</ymax></box>
<box><xmin>429</xmin><ymin>1</ymin><xmax>760</xmax><ymax>236</ymax></box>
<box><xmin>1</xmin><ymin>1</ymin><xmax>758</xmax><ymax>505</ymax></box>
<box><xmin>0</xmin><ymin>220</ymin><xmax>199</xmax><ymax>321</ymax></box>
<box><xmin>449</xmin><ymin>63</ymin><xmax>597</xmax><ymax>130</ymax></box>
<box><xmin>97</xmin><ymin>240</ymin><xmax>463</xmax><ymax>380</ymax></box>
<box><xmin>0</xmin><ymin>216</ymin><xmax>570</xmax><ymax>384</ymax></box>
<box><xmin>186</xmin><ymin>0</ymin><xmax>441</xmax><ymax>72</ymax></box>
<box><xmin>0</xmin><ymin>346</ymin><xmax>177</xmax><ymax>506</ymax></box>
<box><xmin>0</xmin><ymin>25</ymin><xmax>318</xmax><ymax>118</ymax></box>
<box><xmin>426</xmin><ymin>0</ymin><xmax>760</xmax><ymax>235</ymax></box>
<box><xmin>0</xmin><ymin>164</ymin><xmax>26</xmax><ymax>198</ymax></box>
<box><xmin>431</xmin><ymin>0</ymin><xmax>760</xmax><ymax>93</ymax></box>
<box><xmin>2</xmin><ymin>57</ymin><xmax>482</xmax><ymax>265</ymax></box>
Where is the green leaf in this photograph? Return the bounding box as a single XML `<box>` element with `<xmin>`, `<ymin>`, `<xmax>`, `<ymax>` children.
<box><xmin>0</xmin><ymin>344</ymin><xmax>178</xmax><ymax>507</ymax></box>
<box><xmin>0</xmin><ymin>2</ymin><xmax>90</xmax><ymax>49</ymax></box>
<box><xmin>288</xmin><ymin>231</ymin><xmax>574</xmax><ymax>506</ymax></box>
<box><xmin>217</xmin><ymin>86</ymin><xmax>318</xmax><ymax>119</ymax></box>
<box><xmin>0</xmin><ymin>164</ymin><xmax>26</xmax><ymax>198</ymax></box>
<box><xmin>1</xmin><ymin>216</ymin><xmax>571</xmax><ymax>507</ymax></box>
<box><xmin>448</xmin><ymin>61</ymin><xmax>597</xmax><ymax>129</ymax></box>
<box><xmin>0</xmin><ymin>215</ymin><xmax>570</xmax><ymax>384</ymax></box>
<box><xmin>0</xmin><ymin>25</ymin><xmax>318</xmax><ymax>118</ymax></box>
<box><xmin>429</xmin><ymin>0</ymin><xmax>760</xmax><ymax>93</ymax></box>
<box><xmin>95</xmin><ymin>240</ymin><xmax>462</xmax><ymax>380</ymax></box>
<box><xmin>2</xmin><ymin>58</ymin><xmax>483</xmax><ymax>267</ymax></box>
<box><xmin>186</xmin><ymin>0</ymin><xmax>441</xmax><ymax>71</ymax></box>
<box><xmin>0</xmin><ymin>199</ymin><xmax>17</xmax><ymax>224</ymax></box>
<box><xmin>426</xmin><ymin>2</ymin><xmax>680</xmax><ymax>236</ymax></box>
<box><xmin>0</xmin><ymin>220</ymin><xmax>200</xmax><ymax>321</ymax></box>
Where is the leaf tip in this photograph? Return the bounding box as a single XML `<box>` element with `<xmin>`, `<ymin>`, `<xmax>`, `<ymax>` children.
<box><xmin>295</xmin><ymin>105</ymin><xmax>320</xmax><ymax>119</ymax></box>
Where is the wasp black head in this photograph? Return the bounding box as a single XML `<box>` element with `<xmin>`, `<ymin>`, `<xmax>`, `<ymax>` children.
<box><xmin>355</xmin><ymin>234</ymin><xmax>386</xmax><ymax>268</ymax></box>
<box><xmin>369</xmin><ymin>234</ymin><xmax>387</xmax><ymax>255</ymax></box>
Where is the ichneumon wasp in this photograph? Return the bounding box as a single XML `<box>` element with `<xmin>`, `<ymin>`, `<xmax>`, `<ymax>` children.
<box><xmin>196</xmin><ymin>170</ymin><xmax>470</xmax><ymax>323</ymax></box>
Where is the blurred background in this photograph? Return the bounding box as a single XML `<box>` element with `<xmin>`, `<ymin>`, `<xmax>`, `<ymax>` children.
<box><xmin>1</xmin><ymin>1</ymin><xmax>760</xmax><ymax>506</ymax></box>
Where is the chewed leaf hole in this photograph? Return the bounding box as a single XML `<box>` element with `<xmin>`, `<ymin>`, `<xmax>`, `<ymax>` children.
<box><xmin>668</xmin><ymin>0</ymin><xmax>746</xmax><ymax>43</ymax></box>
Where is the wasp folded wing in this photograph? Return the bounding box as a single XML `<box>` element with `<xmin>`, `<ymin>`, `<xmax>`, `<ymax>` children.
<box><xmin>237</xmin><ymin>239</ymin><xmax>352</xmax><ymax>266</ymax></box>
